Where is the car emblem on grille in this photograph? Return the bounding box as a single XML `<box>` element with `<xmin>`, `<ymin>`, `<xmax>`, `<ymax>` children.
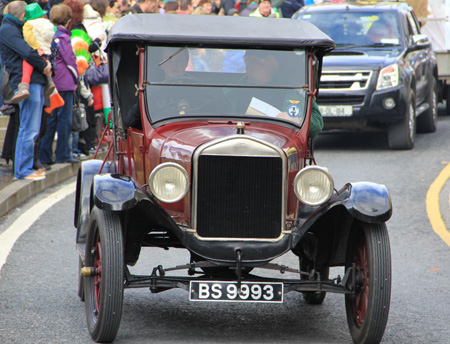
<box><xmin>234</xmin><ymin>142</ymin><xmax>248</xmax><ymax>152</ymax></box>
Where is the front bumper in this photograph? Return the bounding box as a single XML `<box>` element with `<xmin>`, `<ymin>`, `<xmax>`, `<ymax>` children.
<box><xmin>320</xmin><ymin>84</ymin><xmax>408</xmax><ymax>131</ymax></box>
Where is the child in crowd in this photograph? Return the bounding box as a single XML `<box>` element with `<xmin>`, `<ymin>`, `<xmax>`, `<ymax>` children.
<box><xmin>39</xmin><ymin>4</ymin><xmax>79</xmax><ymax>164</ymax></box>
<box><xmin>11</xmin><ymin>3</ymin><xmax>56</xmax><ymax>104</ymax></box>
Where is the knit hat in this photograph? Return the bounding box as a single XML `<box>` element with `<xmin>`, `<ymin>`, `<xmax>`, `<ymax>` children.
<box><xmin>24</xmin><ymin>3</ymin><xmax>48</xmax><ymax>21</ymax></box>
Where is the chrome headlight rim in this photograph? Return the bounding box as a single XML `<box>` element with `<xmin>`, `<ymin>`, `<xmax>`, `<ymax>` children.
<box><xmin>293</xmin><ymin>166</ymin><xmax>334</xmax><ymax>206</ymax></box>
<box><xmin>148</xmin><ymin>162</ymin><xmax>189</xmax><ymax>203</ymax></box>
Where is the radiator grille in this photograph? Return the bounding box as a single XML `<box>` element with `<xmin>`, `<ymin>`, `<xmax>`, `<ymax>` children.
<box><xmin>196</xmin><ymin>155</ymin><xmax>283</xmax><ymax>239</ymax></box>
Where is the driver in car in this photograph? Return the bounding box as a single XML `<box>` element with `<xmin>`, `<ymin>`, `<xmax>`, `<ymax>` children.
<box><xmin>124</xmin><ymin>47</ymin><xmax>192</xmax><ymax>128</ymax></box>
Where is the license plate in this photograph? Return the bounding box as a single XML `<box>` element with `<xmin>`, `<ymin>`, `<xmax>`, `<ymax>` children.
<box><xmin>319</xmin><ymin>105</ymin><xmax>353</xmax><ymax>117</ymax></box>
<box><xmin>190</xmin><ymin>281</ymin><xmax>283</xmax><ymax>303</ymax></box>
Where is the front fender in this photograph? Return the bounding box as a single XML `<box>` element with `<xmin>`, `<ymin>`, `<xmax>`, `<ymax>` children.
<box><xmin>341</xmin><ymin>182</ymin><xmax>392</xmax><ymax>223</ymax></box>
<box><xmin>75</xmin><ymin>159</ymin><xmax>113</xmax><ymax>243</ymax></box>
<box><xmin>92</xmin><ymin>173</ymin><xmax>138</xmax><ymax>211</ymax></box>
<box><xmin>75</xmin><ymin>159</ymin><xmax>104</xmax><ymax>229</ymax></box>
<box><xmin>293</xmin><ymin>181</ymin><xmax>392</xmax><ymax>246</ymax></box>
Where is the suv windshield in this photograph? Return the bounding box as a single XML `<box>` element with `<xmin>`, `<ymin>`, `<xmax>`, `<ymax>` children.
<box><xmin>299</xmin><ymin>11</ymin><xmax>401</xmax><ymax>47</ymax></box>
<box><xmin>145</xmin><ymin>46</ymin><xmax>308</xmax><ymax>126</ymax></box>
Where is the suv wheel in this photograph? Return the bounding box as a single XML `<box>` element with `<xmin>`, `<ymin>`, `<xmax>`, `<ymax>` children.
<box><xmin>417</xmin><ymin>78</ymin><xmax>438</xmax><ymax>133</ymax></box>
<box><xmin>388</xmin><ymin>89</ymin><xmax>415</xmax><ymax>150</ymax></box>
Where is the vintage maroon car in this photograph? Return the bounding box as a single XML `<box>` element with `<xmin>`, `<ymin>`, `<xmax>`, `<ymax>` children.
<box><xmin>74</xmin><ymin>14</ymin><xmax>392</xmax><ymax>344</ymax></box>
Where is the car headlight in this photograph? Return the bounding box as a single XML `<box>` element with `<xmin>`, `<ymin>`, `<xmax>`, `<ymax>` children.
<box><xmin>376</xmin><ymin>63</ymin><xmax>399</xmax><ymax>90</ymax></box>
<box><xmin>149</xmin><ymin>163</ymin><xmax>189</xmax><ymax>203</ymax></box>
<box><xmin>293</xmin><ymin>166</ymin><xmax>334</xmax><ymax>206</ymax></box>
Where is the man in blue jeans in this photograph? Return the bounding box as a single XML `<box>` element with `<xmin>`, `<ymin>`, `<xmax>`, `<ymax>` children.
<box><xmin>0</xmin><ymin>1</ymin><xmax>51</xmax><ymax>180</ymax></box>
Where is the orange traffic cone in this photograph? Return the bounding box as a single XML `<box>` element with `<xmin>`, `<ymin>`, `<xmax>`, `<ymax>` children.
<box><xmin>44</xmin><ymin>89</ymin><xmax>65</xmax><ymax>114</ymax></box>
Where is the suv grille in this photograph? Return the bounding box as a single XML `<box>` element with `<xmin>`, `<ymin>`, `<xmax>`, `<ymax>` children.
<box><xmin>318</xmin><ymin>95</ymin><xmax>365</xmax><ymax>105</ymax></box>
<box><xmin>196</xmin><ymin>155</ymin><xmax>283</xmax><ymax>239</ymax></box>
<box><xmin>320</xmin><ymin>70</ymin><xmax>372</xmax><ymax>90</ymax></box>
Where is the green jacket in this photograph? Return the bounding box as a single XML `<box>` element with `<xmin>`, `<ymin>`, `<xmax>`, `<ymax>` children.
<box><xmin>309</xmin><ymin>99</ymin><xmax>323</xmax><ymax>139</ymax></box>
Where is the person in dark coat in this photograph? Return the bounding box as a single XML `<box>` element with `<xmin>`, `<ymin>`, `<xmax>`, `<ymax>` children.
<box><xmin>280</xmin><ymin>0</ymin><xmax>303</xmax><ymax>18</ymax></box>
<box><xmin>0</xmin><ymin>1</ymin><xmax>51</xmax><ymax>180</ymax></box>
<box><xmin>63</xmin><ymin>0</ymin><xmax>103</xmax><ymax>155</ymax></box>
<box><xmin>211</xmin><ymin>0</ymin><xmax>235</xmax><ymax>15</ymax></box>
<box><xmin>239</xmin><ymin>0</ymin><xmax>258</xmax><ymax>16</ymax></box>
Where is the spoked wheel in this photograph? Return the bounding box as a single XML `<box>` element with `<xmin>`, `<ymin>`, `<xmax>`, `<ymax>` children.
<box><xmin>299</xmin><ymin>257</ymin><xmax>329</xmax><ymax>305</ymax></box>
<box><xmin>345</xmin><ymin>222</ymin><xmax>391</xmax><ymax>344</ymax></box>
<box><xmin>84</xmin><ymin>207</ymin><xmax>124</xmax><ymax>343</ymax></box>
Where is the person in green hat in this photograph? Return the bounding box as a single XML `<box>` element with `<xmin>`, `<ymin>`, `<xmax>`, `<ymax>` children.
<box><xmin>11</xmin><ymin>2</ymin><xmax>56</xmax><ymax>104</ymax></box>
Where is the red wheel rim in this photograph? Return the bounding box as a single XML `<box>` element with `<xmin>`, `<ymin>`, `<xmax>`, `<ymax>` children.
<box><xmin>94</xmin><ymin>231</ymin><xmax>102</xmax><ymax>312</ymax></box>
<box><xmin>353</xmin><ymin>233</ymin><xmax>369</xmax><ymax>326</ymax></box>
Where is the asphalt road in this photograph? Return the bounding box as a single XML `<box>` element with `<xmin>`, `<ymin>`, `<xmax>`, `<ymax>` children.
<box><xmin>1</xmin><ymin>113</ymin><xmax>450</xmax><ymax>343</ymax></box>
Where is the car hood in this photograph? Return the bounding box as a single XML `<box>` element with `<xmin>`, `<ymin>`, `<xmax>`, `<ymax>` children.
<box><xmin>153</xmin><ymin>121</ymin><xmax>301</xmax><ymax>166</ymax></box>
<box><xmin>323</xmin><ymin>51</ymin><xmax>399</xmax><ymax>70</ymax></box>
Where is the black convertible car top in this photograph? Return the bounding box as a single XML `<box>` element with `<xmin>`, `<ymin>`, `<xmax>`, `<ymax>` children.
<box><xmin>107</xmin><ymin>14</ymin><xmax>335</xmax><ymax>55</ymax></box>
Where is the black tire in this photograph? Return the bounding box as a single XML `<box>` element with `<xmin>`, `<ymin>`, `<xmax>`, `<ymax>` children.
<box><xmin>345</xmin><ymin>222</ymin><xmax>391</xmax><ymax>344</ymax></box>
<box><xmin>387</xmin><ymin>89</ymin><xmax>415</xmax><ymax>150</ymax></box>
<box><xmin>84</xmin><ymin>207</ymin><xmax>124</xmax><ymax>343</ymax></box>
<box><xmin>300</xmin><ymin>257</ymin><xmax>329</xmax><ymax>305</ymax></box>
<box><xmin>417</xmin><ymin>78</ymin><xmax>438</xmax><ymax>133</ymax></box>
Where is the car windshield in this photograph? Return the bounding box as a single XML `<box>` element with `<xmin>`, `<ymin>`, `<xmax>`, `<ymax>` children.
<box><xmin>145</xmin><ymin>46</ymin><xmax>308</xmax><ymax>126</ymax></box>
<box><xmin>299</xmin><ymin>11</ymin><xmax>401</xmax><ymax>47</ymax></box>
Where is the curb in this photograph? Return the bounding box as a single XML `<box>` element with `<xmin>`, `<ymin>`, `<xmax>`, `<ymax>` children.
<box><xmin>0</xmin><ymin>162</ymin><xmax>80</xmax><ymax>219</ymax></box>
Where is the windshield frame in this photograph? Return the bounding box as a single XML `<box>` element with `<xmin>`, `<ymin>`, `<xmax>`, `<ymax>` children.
<box><xmin>143</xmin><ymin>45</ymin><xmax>310</xmax><ymax>129</ymax></box>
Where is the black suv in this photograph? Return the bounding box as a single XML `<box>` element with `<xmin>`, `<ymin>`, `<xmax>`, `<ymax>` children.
<box><xmin>293</xmin><ymin>1</ymin><xmax>438</xmax><ymax>149</ymax></box>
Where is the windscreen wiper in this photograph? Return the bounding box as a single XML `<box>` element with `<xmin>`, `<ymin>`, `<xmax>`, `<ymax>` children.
<box><xmin>158</xmin><ymin>47</ymin><xmax>188</xmax><ymax>66</ymax></box>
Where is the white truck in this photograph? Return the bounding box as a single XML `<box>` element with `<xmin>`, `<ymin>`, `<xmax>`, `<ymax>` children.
<box><xmin>419</xmin><ymin>0</ymin><xmax>450</xmax><ymax>114</ymax></box>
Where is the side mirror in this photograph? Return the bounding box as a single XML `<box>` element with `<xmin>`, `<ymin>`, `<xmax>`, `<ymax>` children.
<box><xmin>412</xmin><ymin>34</ymin><xmax>431</xmax><ymax>47</ymax></box>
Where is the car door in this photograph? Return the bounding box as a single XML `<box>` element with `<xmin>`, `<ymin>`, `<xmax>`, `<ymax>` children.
<box><xmin>405</xmin><ymin>10</ymin><xmax>430</xmax><ymax>105</ymax></box>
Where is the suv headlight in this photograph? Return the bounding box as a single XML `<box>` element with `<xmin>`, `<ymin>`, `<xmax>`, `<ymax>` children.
<box><xmin>293</xmin><ymin>166</ymin><xmax>334</xmax><ymax>206</ymax></box>
<box><xmin>376</xmin><ymin>63</ymin><xmax>399</xmax><ymax>90</ymax></box>
<box><xmin>149</xmin><ymin>163</ymin><xmax>189</xmax><ymax>203</ymax></box>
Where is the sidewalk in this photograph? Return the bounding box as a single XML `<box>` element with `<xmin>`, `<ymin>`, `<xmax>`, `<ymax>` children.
<box><xmin>0</xmin><ymin>113</ymin><xmax>107</xmax><ymax>219</ymax></box>
<box><xmin>0</xmin><ymin>161</ymin><xmax>80</xmax><ymax>219</ymax></box>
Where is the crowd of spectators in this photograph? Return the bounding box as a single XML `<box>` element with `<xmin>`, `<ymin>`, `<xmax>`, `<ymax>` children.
<box><xmin>0</xmin><ymin>0</ymin><xmax>314</xmax><ymax>181</ymax></box>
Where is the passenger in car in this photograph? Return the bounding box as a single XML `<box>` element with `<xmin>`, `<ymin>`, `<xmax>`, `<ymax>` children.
<box><xmin>366</xmin><ymin>19</ymin><xmax>398</xmax><ymax>43</ymax></box>
<box><xmin>228</xmin><ymin>50</ymin><xmax>323</xmax><ymax>138</ymax></box>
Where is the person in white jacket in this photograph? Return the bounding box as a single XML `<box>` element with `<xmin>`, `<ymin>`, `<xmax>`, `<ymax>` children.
<box><xmin>83</xmin><ymin>0</ymin><xmax>107</xmax><ymax>53</ymax></box>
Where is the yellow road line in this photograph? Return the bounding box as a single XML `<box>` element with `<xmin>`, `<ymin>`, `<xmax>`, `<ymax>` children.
<box><xmin>426</xmin><ymin>162</ymin><xmax>450</xmax><ymax>247</ymax></box>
